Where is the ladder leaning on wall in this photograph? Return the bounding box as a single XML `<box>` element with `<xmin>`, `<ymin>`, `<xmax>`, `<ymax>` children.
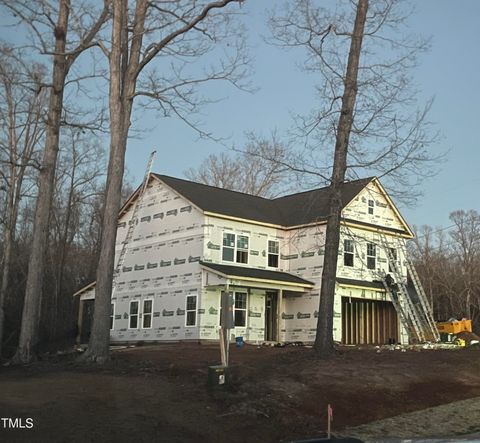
<box><xmin>111</xmin><ymin>151</ymin><xmax>157</xmax><ymax>296</ymax></box>
<box><xmin>379</xmin><ymin>234</ymin><xmax>440</xmax><ymax>343</ymax></box>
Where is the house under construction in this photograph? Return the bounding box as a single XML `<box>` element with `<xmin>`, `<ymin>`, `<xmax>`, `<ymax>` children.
<box><xmin>74</xmin><ymin>167</ymin><xmax>438</xmax><ymax>345</ymax></box>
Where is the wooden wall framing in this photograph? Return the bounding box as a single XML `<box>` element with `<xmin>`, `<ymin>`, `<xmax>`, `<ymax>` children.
<box><xmin>341</xmin><ymin>297</ymin><xmax>398</xmax><ymax>345</ymax></box>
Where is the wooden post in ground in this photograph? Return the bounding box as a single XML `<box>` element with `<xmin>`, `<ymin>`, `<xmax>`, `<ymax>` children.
<box><xmin>219</xmin><ymin>327</ymin><xmax>226</xmax><ymax>366</ymax></box>
<box><xmin>277</xmin><ymin>289</ymin><xmax>283</xmax><ymax>342</ymax></box>
<box><xmin>76</xmin><ymin>299</ymin><xmax>84</xmax><ymax>345</ymax></box>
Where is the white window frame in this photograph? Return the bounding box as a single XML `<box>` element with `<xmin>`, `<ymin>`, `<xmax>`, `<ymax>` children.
<box><xmin>236</xmin><ymin>234</ymin><xmax>249</xmax><ymax>264</ymax></box>
<box><xmin>366</xmin><ymin>243</ymin><xmax>376</xmax><ymax>270</ymax></box>
<box><xmin>222</xmin><ymin>232</ymin><xmax>236</xmax><ymax>262</ymax></box>
<box><xmin>185</xmin><ymin>294</ymin><xmax>197</xmax><ymax>327</ymax></box>
<box><xmin>388</xmin><ymin>247</ymin><xmax>398</xmax><ymax>272</ymax></box>
<box><xmin>142</xmin><ymin>298</ymin><xmax>154</xmax><ymax>329</ymax></box>
<box><xmin>368</xmin><ymin>199</ymin><xmax>375</xmax><ymax>215</ymax></box>
<box><xmin>222</xmin><ymin>232</ymin><xmax>249</xmax><ymax>264</ymax></box>
<box><xmin>110</xmin><ymin>302</ymin><xmax>115</xmax><ymax>330</ymax></box>
<box><xmin>128</xmin><ymin>300</ymin><xmax>140</xmax><ymax>329</ymax></box>
<box><xmin>344</xmin><ymin>239</ymin><xmax>354</xmax><ymax>267</ymax></box>
<box><xmin>267</xmin><ymin>240</ymin><xmax>279</xmax><ymax>268</ymax></box>
<box><xmin>234</xmin><ymin>291</ymin><xmax>248</xmax><ymax>327</ymax></box>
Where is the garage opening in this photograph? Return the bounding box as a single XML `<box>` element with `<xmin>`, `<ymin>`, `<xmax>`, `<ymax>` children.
<box><xmin>342</xmin><ymin>297</ymin><xmax>399</xmax><ymax>345</ymax></box>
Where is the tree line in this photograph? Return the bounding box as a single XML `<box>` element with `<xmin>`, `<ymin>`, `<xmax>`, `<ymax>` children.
<box><xmin>412</xmin><ymin>210</ymin><xmax>480</xmax><ymax>332</ymax></box>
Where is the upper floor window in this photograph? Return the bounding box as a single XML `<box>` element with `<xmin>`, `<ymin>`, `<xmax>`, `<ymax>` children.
<box><xmin>222</xmin><ymin>233</ymin><xmax>235</xmax><ymax>261</ymax></box>
<box><xmin>268</xmin><ymin>240</ymin><xmax>279</xmax><ymax>267</ymax></box>
<box><xmin>366</xmin><ymin>243</ymin><xmax>376</xmax><ymax>269</ymax></box>
<box><xmin>222</xmin><ymin>233</ymin><xmax>249</xmax><ymax>264</ymax></box>
<box><xmin>236</xmin><ymin>235</ymin><xmax>249</xmax><ymax>263</ymax></box>
<box><xmin>388</xmin><ymin>248</ymin><xmax>398</xmax><ymax>273</ymax></box>
<box><xmin>368</xmin><ymin>199</ymin><xmax>375</xmax><ymax>215</ymax></box>
<box><xmin>344</xmin><ymin>239</ymin><xmax>354</xmax><ymax>267</ymax></box>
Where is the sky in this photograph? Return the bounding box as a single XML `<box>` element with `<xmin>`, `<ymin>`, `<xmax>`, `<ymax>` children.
<box><xmin>120</xmin><ymin>0</ymin><xmax>480</xmax><ymax>231</ymax></box>
<box><xmin>2</xmin><ymin>1</ymin><xmax>479</xmax><ymax>231</ymax></box>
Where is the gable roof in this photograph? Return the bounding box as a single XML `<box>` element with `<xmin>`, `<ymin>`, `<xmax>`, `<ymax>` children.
<box><xmin>154</xmin><ymin>173</ymin><xmax>374</xmax><ymax>228</ymax></box>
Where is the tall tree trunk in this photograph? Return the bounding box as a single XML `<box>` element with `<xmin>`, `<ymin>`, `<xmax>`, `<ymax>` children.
<box><xmin>0</xmin><ymin>172</ymin><xmax>16</xmax><ymax>358</ymax></box>
<box><xmin>314</xmin><ymin>0</ymin><xmax>368</xmax><ymax>355</ymax></box>
<box><xmin>12</xmin><ymin>0</ymin><xmax>70</xmax><ymax>364</ymax></box>
<box><xmin>0</xmin><ymin>76</ymin><xmax>37</xmax><ymax>358</ymax></box>
<box><xmin>82</xmin><ymin>0</ymin><xmax>146</xmax><ymax>362</ymax></box>
<box><xmin>0</xmin><ymin>78</ymin><xmax>17</xmax><ymax>358</ymax></box>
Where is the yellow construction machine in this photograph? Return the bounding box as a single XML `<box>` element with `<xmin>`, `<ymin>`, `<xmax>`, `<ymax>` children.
<box><xmin>436</xmin><ymin>319</ymin><xmax>473</xmax><ymax>346</ymax></box>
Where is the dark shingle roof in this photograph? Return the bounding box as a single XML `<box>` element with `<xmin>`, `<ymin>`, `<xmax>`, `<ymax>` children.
<box><xmin>154</xmin><ymin>174</ymin><xmax>373</xmax><ymax>227</ymax></box>
<box><xmin>200</xmin><ymin>261</ymin><xmax>314</xmax><ymax>286</ymax></box>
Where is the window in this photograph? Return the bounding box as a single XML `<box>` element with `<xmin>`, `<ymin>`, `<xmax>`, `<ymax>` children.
<box><xmin>186</xmin><ymin>294</ymin><xmax>197</xmax><ymax>326</ymax></box>
<box><xmin>388</xmin><ymin>248</ymin><xmax>398</xmax><ymax>272</ymax></box>
<box><xmin>268</xmin><ymin>240</ymin><xmax>279</xmax><ymax>267</ymax></box>
<box><xmin>234</xmin><ymin>292</ymin><xmax>247</xmax><ymax>327</ymax></box>
<box><xmin>236</xmin><ymin>235</ymin><xmax>249</xmax><ymax>264</ymax></box>
<box><xmin>110</xmin><ymin>303</ymin><xmax>115</xmax><ymax>330</ymax></box>
<box><xmin>344</xmin><ymin>239</ymin><xmax>354</xmax><ymax>267</ymax></box>
<box><xmin>142</xmin><ymin>299</ymin><xmax>153</xmax><ymax>328</ymax></box>
<box><xmin>222</xmin><ymin>233</ymin><xmax>235</xmax><ymax>262</ymax></box>
<box><xmin>129</xmin><ymin>300</ymin><xmax>139</xmax><ymax>328</ymax></box>
<box><xmin>367</xmin><ymin>243</ymin><xmax>376</xmax><ymax>270</ymax></box>
<box><xmin>368</xmin><ymin>199</ymin><xmax>375</xmax><ymax>215</ymax></box>
<box><xmin>222</xmin><ymin>233</ymin><xmax>249</xmax><ymax>264</ymax></box>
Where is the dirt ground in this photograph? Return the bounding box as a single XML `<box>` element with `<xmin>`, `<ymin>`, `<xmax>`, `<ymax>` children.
<box><xmin>1</xmin><ymin>343</ymin><xmax>480</xmax><ymax>442</ymax></box>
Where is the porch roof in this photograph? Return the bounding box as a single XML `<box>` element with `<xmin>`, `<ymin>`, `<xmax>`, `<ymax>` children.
<box><xmin>200</xmin><ymin>261</ymin><xmax>315</xmax><ymax>288</ymax></box>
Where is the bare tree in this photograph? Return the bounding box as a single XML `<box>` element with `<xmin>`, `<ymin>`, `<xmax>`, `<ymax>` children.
<box><xmin>185</xmin><ymin>132</ymin><xmax>291</xmax><ymax>197</ymax></box>
<box><xmin>449</xmin><ymin>210</ymin><xmax>480</xmax><ymax>322</ymax></box>
<box><xmin>269</xmin><ymin>0</ymin><xmax>440</xmax><ymax>354</ymax></box>
<box><xmin>0</xmin><ymin>0</ymin><xmax>111</xmax><ymax>363</ymax></box>
<box><xmin>83</xmin><ymin>0</ymin><xmax>248</xmax><ymax>362</ymax></box>
<box><xmin>411</xmin><ymin>213</ymin><xmax>480</xmax><ymax>332</ymax></box>
<box><xmin>47</xmin><ymin>130</ymin><xmax>106</xmax><ymax>340</ymax></box>
<box><xmin>0</xmin><ymin>48</ymin><xmax>47</xmax><ymax>358</ymax></box>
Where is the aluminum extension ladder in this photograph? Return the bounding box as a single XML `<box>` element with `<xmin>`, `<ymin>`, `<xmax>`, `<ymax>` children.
<box><xmin>379</xmin><ymin>234</ymin><xmax>439</xmax><ymax>343</ymax></box>
<box><xmin>404</xmin><ymin>254</ymin><xmax>440</xmax><ymax>342</ymax></box>
<box><xmin>112</xmin><ymin>151</ymin><xmax>156</xmax><ymax>293</ymax></box>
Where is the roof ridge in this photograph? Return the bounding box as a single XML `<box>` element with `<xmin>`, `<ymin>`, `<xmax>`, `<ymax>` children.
<box><xmin>273</xmin><ymin>176</ymin><xmax>375</xmax><ymax>201</ymax></box>
<box><xmin>154</xmin><ymin>172</ymin><xmax>375</xmax><ymax>201</ymax></box>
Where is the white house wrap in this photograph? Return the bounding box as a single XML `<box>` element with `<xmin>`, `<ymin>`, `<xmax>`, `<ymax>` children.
<box><xmin>74</xmin><ymin>173</ymin><xmax>423</xmax><ymax>345</ymax></box>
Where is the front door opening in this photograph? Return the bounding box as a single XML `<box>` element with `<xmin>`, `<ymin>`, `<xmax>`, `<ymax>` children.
<box><xmin>265</xmin><ymin>291</ymin><xmax>278</xmax><ymax>341</ymax></box>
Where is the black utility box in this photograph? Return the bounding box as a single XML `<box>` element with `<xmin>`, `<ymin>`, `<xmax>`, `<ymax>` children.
<box><xmin>207</xmin><ymin>365</ymin><xmax>228</xmax><ymax>387</ymax></box>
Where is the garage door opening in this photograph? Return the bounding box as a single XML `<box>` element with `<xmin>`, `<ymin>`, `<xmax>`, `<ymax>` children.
<box><xmin>342</xmin><ymin>297</ymin><xmax>399</xmax><ymax>345</ymax></box>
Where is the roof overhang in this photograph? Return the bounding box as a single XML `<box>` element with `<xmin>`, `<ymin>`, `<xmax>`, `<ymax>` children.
<box><xmin>200</xmin><ymin>261</ymin><xmax>315</xmax><ymax>292</ymax></box>
<box><xmin>336</xmin><ymin>277</ymin><xmax>385</xmax><ymax>293</ymax></box>
<box><xmin>73</xmin><ymin>281</ymin><xmax>96</xmax><ymax>299</ymax></box>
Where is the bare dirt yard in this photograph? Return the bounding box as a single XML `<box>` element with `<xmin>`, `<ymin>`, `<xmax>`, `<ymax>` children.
<box><xmin>1</xmin><ymin>343</ymin><xmax>480</xmax><ymax>443</ymax></box>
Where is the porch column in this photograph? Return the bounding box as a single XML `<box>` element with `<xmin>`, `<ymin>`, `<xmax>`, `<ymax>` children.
<box><xmin>76</xmin><ymin>298</ymin><xmax>84</xmax><ymax>345</ymax></box>
<box><xmin>277</xmin><ymin>289</ymin><xmax>283</xmax><ymax>342</ymax></box>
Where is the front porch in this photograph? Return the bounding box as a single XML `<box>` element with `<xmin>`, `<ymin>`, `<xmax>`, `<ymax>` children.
<box><xmin>199</xmin><ymin>261</ymin><xmax>315</xmax><ymax>343</ymax></box>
